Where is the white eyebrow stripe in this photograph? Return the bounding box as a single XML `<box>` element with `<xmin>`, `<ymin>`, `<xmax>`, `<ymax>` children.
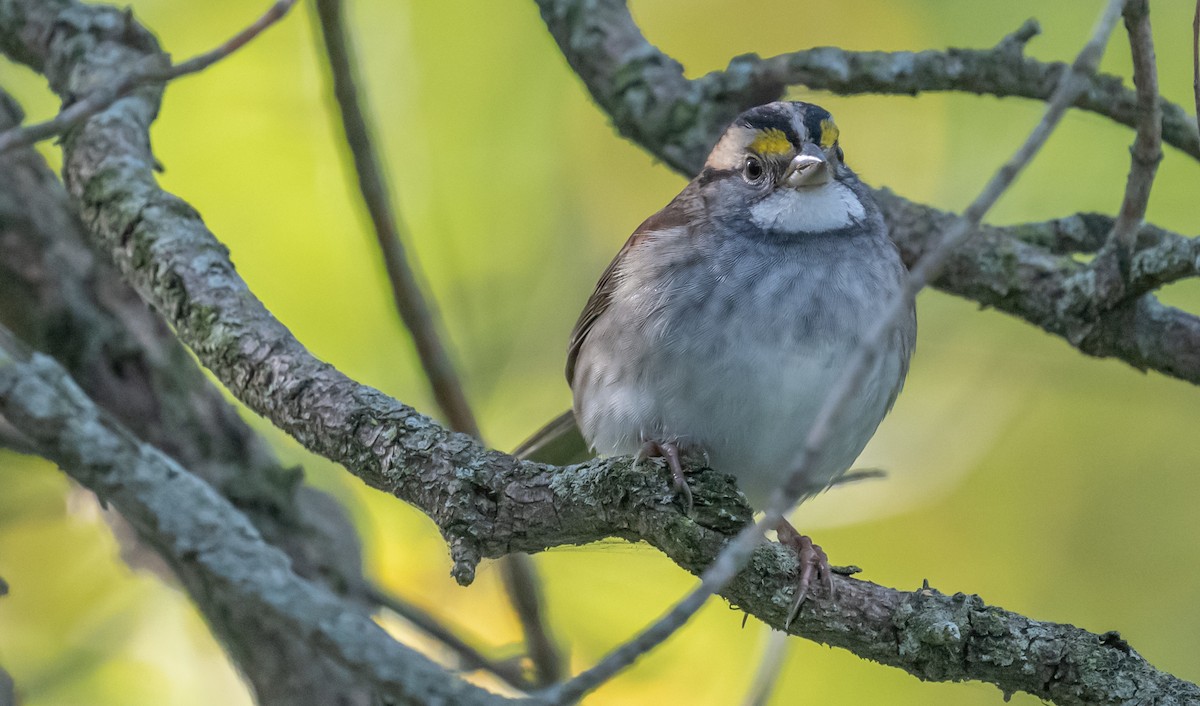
<box><xmin>791</xmin><ymin>107</ymin><xmax>808</xmax><ymax>143</ymax></box>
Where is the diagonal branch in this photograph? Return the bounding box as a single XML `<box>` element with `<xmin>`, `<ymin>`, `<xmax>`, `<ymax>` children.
<box><xmin>312</xmin><ymin>0</ymin><xmax>480</xmax><ymax>438</ymax></box>
<box><xmin>0</xmin><ymin>50</ymin><xmax>386</xmax><ymax>706</ymax></box>
<box><xmin>0</xmin><ymin>329</ymin><xmax>513</xmax><ymax>706</ymax></box>
<box><xmin>1194</xmin><ymin>0</ymin><xmax>1200</xmax><ymax>139</ymax></box>
<box><xmin>367</xmin><ymin>584</ymin><xmax>536</xmax><ymax>692</ymax></box>
<box><xmin>311</xmin><ymin>0</ymin><xmax>565</xmax><ymax>684</ymax></box>
<box><xmin>0</xmin><ymin>0</ymin><xmax>296</xmax><ymax>154</ymax></box>
<box><xmin>3</xmin><ymin>0</ymin><xmax>1198</xmax><ymax>703</ymax></box>
<box><xmin>0</xmin><ymin>661</ymin><xmax>13</xmax><ymax>706</ymax></box>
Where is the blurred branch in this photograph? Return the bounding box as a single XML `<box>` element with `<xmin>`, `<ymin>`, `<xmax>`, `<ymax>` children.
<box><xmin>0</xmin><ymin>329</ymin><xmax>512</xmax><ymax>706</ymax></box>
<box><xmin>0</xmin><ymin>413</ymin><xmax>39</xmax><ymax>456</ymax></box>
<box><xmin>311</xmin><ymin>0</ymin><xmax>565</xmax><ymax>685</ymax></box>
<box><xmin>312</xmin><ymin>0</ymin><xmax>479</xmax><ymax>438</ymax></box>
<box><xmin>500</xmin><ymin>553</ymin><xmax>565</xmax><ymax>687</ymax></box>
<box><xmin>367</xmin><ymin>584</ymin><xmax>536</xmax><ymax>692</ymax></box>
<box><xmin>546</xmin><ymin>1</ymin><xmax>1128</xmax><ymax>698</ymax></box>
<box><xmin>1194</xmin><ymin>1</ymin><xmax>1200</xmax><ymax>138</ymax></box>
<box><xmin>2</xmin><ymin>0</ymin><xmax>1198</xmax><ymax>704</ymax></box>
<box><xmin>0</xmin><ymin>78</ymin><xmax>381</xmax><ymax>705</ymax></box>
<box><xmin>740</xmin><ymin>630</ymin><xmax>788</xmax><ymax>706</ymax></box>
<box><xmin>534</xmin><ymin>0</ymin><xmax>1200</xmax><ymax>387</ymax></box>
<box><xmin>0</xmin><ymin>0</ymin><xmax>295</xmax><ymax>154</ymax></box>
<box><xmin>0</xmin><ymin>663</ymin><xmax>14</xmax><ymax>706</ymax></box>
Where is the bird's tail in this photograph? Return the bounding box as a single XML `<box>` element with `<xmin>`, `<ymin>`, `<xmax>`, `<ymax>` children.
<box><xmin>511</xmin><ymin>410</ymin><xmax>593</xmax><ymax>465</ymax></box>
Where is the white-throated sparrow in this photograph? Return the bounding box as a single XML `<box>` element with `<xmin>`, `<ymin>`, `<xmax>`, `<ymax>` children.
<box><xmin>521</xmin><ymin>101</ymin><xmax>915</xmax><ymax>618</ymax></box>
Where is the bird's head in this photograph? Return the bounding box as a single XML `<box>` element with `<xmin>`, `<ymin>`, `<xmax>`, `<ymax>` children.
<box><xmin>699</xmin><ymin>101</ymin><xmax>868</xmax><ymax>236</ymax></box>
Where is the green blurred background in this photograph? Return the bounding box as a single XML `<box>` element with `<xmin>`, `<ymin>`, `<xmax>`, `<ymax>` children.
<box><xmin>2</xmin><ymin>1</ymin><xmax>1199</xmax><ymax>704</ymax></box>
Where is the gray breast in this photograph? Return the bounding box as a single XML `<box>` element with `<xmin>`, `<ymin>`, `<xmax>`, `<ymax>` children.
<box><xmin>573</xmin><ymin>224</ymin><xmax>914</xmax><ymax>509</ymax></box>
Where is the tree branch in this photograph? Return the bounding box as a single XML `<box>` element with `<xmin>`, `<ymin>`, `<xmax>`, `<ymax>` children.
<box><xmin>0</xmin><ymin>329</ymin><xmax>513</xmax><ymax>706</ymax></box>
<box><xmin>0</xmin><ymin>83</ymin><xmax>390</xmax><ymax>705</ymax></box>
<box><xmin>311</xmin><ymin>0</ymin><xmax>480</xmax><ymax>438</ymax></box>
<box><xmin>546</xmin><ymin>1</ymin><xmax>1129</xmax><ymax>699</ymax></box>
<box><xmin>1106</xmin><ymin>0</ymin><xmax>1162</xmax><ymax>257</ymax></box>
<box><xmin>366</xmin><ymin>584</ymin><xmax>536</xmax><ymax>692</ymax></box>
<box><xmin>0</xmin><ymin>0</ymin><xmax>296</xmax><ymax>154</ymax></box>
<box><xmin>1193</xmin><ymin>0</ymin><xmax>1200</xmax><ymax>139</ymax></box>
<box><xmin>534</xmin><ymin>0</ymin><xmax>1200</xmax><ymax>388</ymax></box>
<box><xmin>310</xmin><ymin>0</ymin><xmax>566</xmax><ymax>683</ymax></box>
<box><xmin>2</xmin><ymin>0</ymin><xmax>1197</xmax><ymax>703</ymax></box>
<box><xmin>0</xmin><ymin>661</ymin><xmax>13</xmax><ymax>706</ymax></box>
<box><xmin>534</xmin><ymin>2</ymin><xmax>1199</xmax><ymax>176</ymax></box>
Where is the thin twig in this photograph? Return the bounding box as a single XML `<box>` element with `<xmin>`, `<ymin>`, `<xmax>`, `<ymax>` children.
<box><xmin>311</xmin><ymin>0</ymin><xmax>566</xmax><ymax>686</ymax></box>
<box><xmin>0</xmin><ymin>0</ymin><xmax>297</xmax><ymax>155</ymax></box>
<box><xmin>1106</xmin><ymin>0</ymin><xmax>1162</xmax><ymax>258</ymax></box>
<box><xmin>312</xmin><ymin>0</ymin><xmax>479</xmax><ymax>438</ymax></box>
<box><xmin>540</xmin><ymin>1</ymin><xmax>1127</xmax><ymax>702</ymax></box>
<box><xmin>1194</xmin><ymin>0</ymin><xmax>1200</xmax><ymax>140</ymax></box>
<box><xmin>367</xmin><ymin>584</ymin><xmax>535</xmax><ymax>692</ymax></box>
<box><xmin>500</xmin><ymin>553</ymin><xmax>565</xmax><ymax>687</ymax></box>
<box><xmin>740</xmin><ymin>630</ymin><xmax>789</xmax><ymax>706</ymax></box>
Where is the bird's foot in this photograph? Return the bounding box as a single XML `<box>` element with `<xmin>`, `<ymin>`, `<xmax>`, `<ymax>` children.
<box><xmin>638</xmin><ymin>439</ymin><xmax>693</xmax><ymax>513</ymax></box>
<box><xmin>775</xmin><ymin>519</ymin><xmax>833</xmax><ymax>628</ymax></box>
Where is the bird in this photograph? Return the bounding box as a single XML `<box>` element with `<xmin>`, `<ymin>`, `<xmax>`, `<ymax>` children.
<box><xmin>518</xmin><ymin>100</ymin><xmax>916</xmax><ymax>624</ymax></box>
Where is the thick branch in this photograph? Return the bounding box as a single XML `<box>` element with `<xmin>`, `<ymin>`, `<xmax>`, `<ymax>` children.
<box><xmin>0</xmin><ymin>333</ymin><xmax>511</xmax><ymax>706</ymax></box>
<box><xmin>2</xmin><ymin>0</ymin><xmax>1197</xmax><ymax>703</ymax></box>
<box><xmin>549</xmin><ymin>0</ymin><xmax>1128</xmax><ymax>698</ymax></box>
<box><xmin>0</xmin><ymin>82</ymin><xmax>381</xmax><ymax>705</ymax></box>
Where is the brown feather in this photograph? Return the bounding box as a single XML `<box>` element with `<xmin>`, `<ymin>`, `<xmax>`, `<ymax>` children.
<box><xmin>565</xmin><ymin>192</ymin><xmax>695</xmax><ymax>386</ymax></box>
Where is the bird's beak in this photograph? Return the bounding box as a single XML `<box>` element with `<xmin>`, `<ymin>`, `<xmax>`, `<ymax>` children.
<box><xmin>782</xmin><ymin>143</ymin><xmax>829</xmax><ymax>188</ymax></box>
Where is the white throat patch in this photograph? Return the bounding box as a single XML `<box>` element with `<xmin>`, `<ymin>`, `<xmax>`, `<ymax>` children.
<box><xmin>749</xmin><ymin>182</ymin><xmax>865</xmax><ymax>233</ymax></box>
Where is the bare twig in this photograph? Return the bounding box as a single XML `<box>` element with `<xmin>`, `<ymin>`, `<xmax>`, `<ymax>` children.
<box><xmin>1194</xmin><ymin>0</ymin><xmax>1200</xmax><ymax>139</ymax></box>
<box><xmin>541</xmin><ymin>1</ymin><xmax>1126</xmax><ymax>701</ymax></box>
<box><xmin>312</xmin><ymin>0</ymin><xmax>479</xmax><ymax>438</ymax></box>
<box><xmin>312</xmin><ymin>0</ymin><xmax>565</xmax><ymax>684</ymax></box>
<box><xmin>500</xmin><ymin>554</ymin><xmax>565</xmax><ymax>687</ymax></box>
<box><xmin>1106</xmin><ymin>0</ymin><xmax>1162</xmax><ymax>259</ymax></box>
<box><xmin>0</xmin><ymin>0</ymin><xmax>296</xmax><ymax>154</ymax></box>
<box><xmin>367</xmin><ymin>584</ymin><xmax>535</xmax><ymax>692</ymax></box>
<box><xmin>740</xmin><ymin>630</ymin><xmax>789</xmax><ymax>706</ymax></box>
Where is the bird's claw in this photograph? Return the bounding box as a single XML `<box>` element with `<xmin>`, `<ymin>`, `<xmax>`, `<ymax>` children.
<box><xmin>639</xmin><ymin>440</ymin><xmax>693</xmax><ymax>513</ymax></box>
<box><xmin>776</xmin><ymin>523</ymin><xmax>833</xmax><ymax>629</ymax></box>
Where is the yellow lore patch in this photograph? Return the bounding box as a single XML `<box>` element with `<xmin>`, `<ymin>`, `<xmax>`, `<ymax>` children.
<box><xmin>819</xmin><ymin>119</ymin><xmax>840</xmax><ymax>148</ymax></box>
<box><xmin>749</xmin><ymin>128</ymin><xmax>792</xmax><ymax>156</ymax></box>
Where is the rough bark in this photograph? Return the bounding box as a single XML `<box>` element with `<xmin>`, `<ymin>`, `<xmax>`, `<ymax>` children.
<box><xmin>0</xmin><ymin>0</ymin><xmax>1196</xmax><ymax>703</ymax></box>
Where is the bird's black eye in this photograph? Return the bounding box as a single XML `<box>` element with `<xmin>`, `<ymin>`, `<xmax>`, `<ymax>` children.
<box><xmin>743</xmin><ymin>156</ymin><xmax>764</xmax><ymax>183</ymax></box>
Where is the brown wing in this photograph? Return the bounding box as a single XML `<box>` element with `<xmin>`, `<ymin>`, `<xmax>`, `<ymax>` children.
<box><xmin>510</xmin><ymin>409</ymin><xmax>592</xmax><ymax>464</ymax></box>
<box><xmin>565</xmin><ymin>193</ymin><xmax>694</xmax><ymax>386</ymax></box>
